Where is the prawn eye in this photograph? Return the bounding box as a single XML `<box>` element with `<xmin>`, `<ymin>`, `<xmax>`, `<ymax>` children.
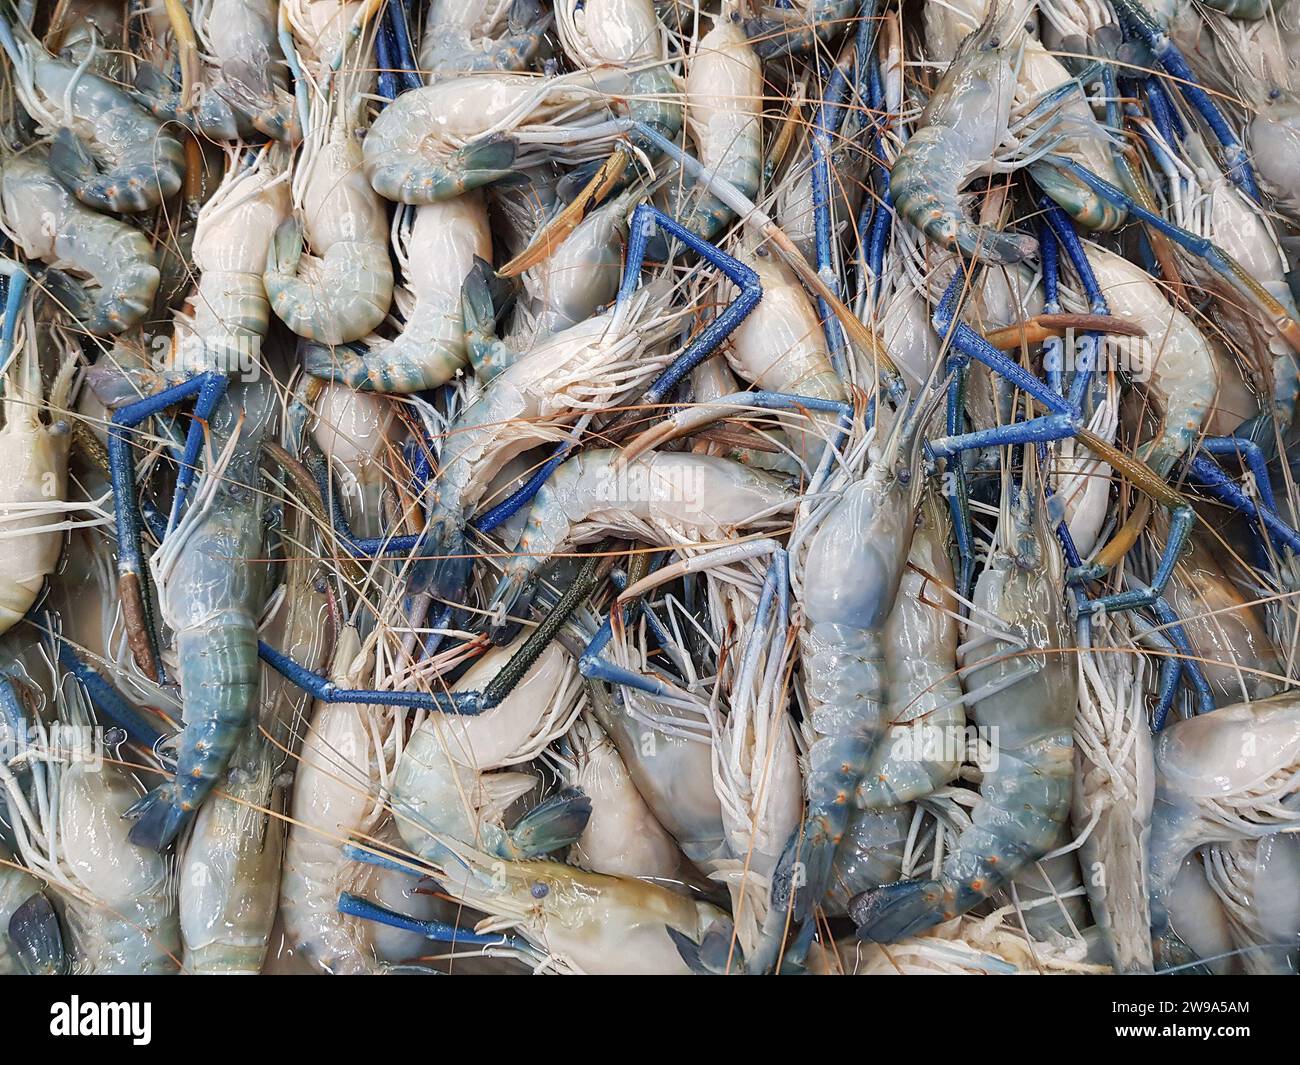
<box><xmin>1270</xmin><ymin>88</ymin><xmax>1281</xmax><ymax>100</ymax></box>
<box><xmin>531</xmin><ymin>881</ymin><xmax>549</xmax><ymax>899</ymax></box>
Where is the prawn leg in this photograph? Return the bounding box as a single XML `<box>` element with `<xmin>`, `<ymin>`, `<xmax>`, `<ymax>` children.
<box><xmin>409</xmin><ymin>202</ymin><xmax>761</xmax><ymax>593</ymax></box>
<box><xmin>1109</xmin><ymin>0</ymin><xmax>1259</xmax><ymax>199</ymax></box>
<box><xmin>578</xmin><ymin>544</ymin><xmax>788</xmax><ymax>699</ymax></box>
<box><xmin>58</xmin><ymin>644</ymin><xmax>169</xmax><ymax>750</ymax></box>
<box><xmin>620</xmin><ymin>390</ymin><xmax>853</xmax><ymax>463</ymax></box>
<box><xmin>853</xmin><ymin>26</ymin><xmax>892</xmax><ymax>306</ymax></box>
<box><xmin>338</xmin><ymin>892</ymin><xmax>535</xmax><ymax>957</ymax></box>
<box><xmin>744</xmin><ymin>0</ymin><xmax>857</xmax><ymax>60</ymax></box>
<box><xmin>461</xmin><ymin>259</ymin><xmax>524</xmax><ymax>383</ymax></box>
<box><xmin>1194</xmin><ymin>438</ymin><xmax>1281</xmax><ymax>568</ymax></box>
<box><xmin>1045</xmin><ymin>160</ymin><xmax>1300</xmax><ymax>355</ymax></box>
<box><xmin>927</xmin><ymin>270</ymin><xmax>1079</xmax><ymax>597</ymax></box>
<box><xmin>1032</xmin><ymin>205</ymin><xmax>1260</xmax><ymax>690</ymax></box>
<box><xmin>1185</xmin><ymin>456</ymin><xmax>1300</xmax><ymax>557</ymax></box>
<box><xmin>927</xmin><ymin>274</ymin><xmax>1198</xmax><ymax>621</ymax></box>
<box><xmin>377</xmin><ymin>0</ymin><xmax>421</xmax><ymax>99</ymax></box>
<box><xmin>1149</xmin><ymin>598</ymin><xmax>1218</xmax><ymax>728</ymax></box>
<box><xmin>6</xmin><ymin>893</ymin><xmax>68</xmax><ymax>976</ymax></box>
<box><xmin>613</xmin><ymin>204</ymin><xmax>762</xmax><ymax>409</ymax></box>
<box><xmin>611</xmin><ymin>198</ymin><xmax>776</xmax><ymax>406</ymax></box>
<box><xmin>298</xmin><ymin>450</ymin><xmax>422</xmax><ymax>559</ymax></box>
<box><xmin>259</xmin><ymin>537</ymin><xmax>608</xmax><ymax>712</ymax></box>
<box><xmin>107</xmin><ymin>371</ymin><xmax>228</xmax><ymax>677</ymax></box>
<box><xmin>809</xmin><ymin>9</ymin><xmax>881</xmax><ymax>374</ymax></box>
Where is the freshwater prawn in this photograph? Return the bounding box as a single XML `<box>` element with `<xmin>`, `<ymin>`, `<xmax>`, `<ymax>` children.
<box><xmin>853</xmin><ymin>473</ymin><xmax>1076</xmax><ymax>943</ymax></box>
<box><xmin>0</xmin><ymin>12</ymin><xmax>184</xmax><ymax>214</ymax></box>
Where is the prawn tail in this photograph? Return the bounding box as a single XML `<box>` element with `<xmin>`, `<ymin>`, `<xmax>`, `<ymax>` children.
<box><xmin>132</xmin><ymin>62</ymin><xmax>182</xmax><ymax>119</ymax></box>
<box><xmin>892</xmin><ymin>153</ymin><xmax>1037</xmax><ymax>265</ymax></box>
<box><xmin>849</xmin><ymin>878</ymin><xmax>947</xmax><ymax>942</ymax></box>
<box><xmin>462</xmin><ymin>259</ymin><xmax>521</xmax><ymax>382</ymax></box>
<box><xmin>7</xmin><ymin>893</ymin><xmax>68</xmax><ymax>976</ymax></box>
<box><xmin>130</xmin><ymin>622</ymin><xmax>260</xmax><ymax>851</ymax></box>
<box><xmin>47</xmin><ymin>128</ymin><xmax>102</xmax><ymax>201</ymax></box>
<box><xmin>265</xmin><ymin>222</ymin><xmax>392</xmax><ymax>344</ymax></box>
<box><xmin>780</xmin><ymin>813</ymin><xmax>841</xmax><ymax>918</ymax></box>
<box><xmin>300</xmin><ymin>339</ymin><xmax>463</xmax><ymax>394</ymax></box>
<box><xmin>762</xmin><ymin>808</ymin><xmax>841</xmax><ymax>943</ymax></box>
<box><xmin>409</xmin><ymin>511</ymin><xmax>473</xmax><ymax>604</ymax></box>
<box><xmin>371</xmin><ymin>135</ymin><xmax>518</xmax><ymax>204</ymax></box>
<box><xmin>854</xmin><ymin>740</ymin><xmax>1074</xmax><ymax>941</ymax></box>
<box><xmin>446</xmin><ymin>135</ymin><xmax>521</xmax><ymax>193</ymax></box>
<box><xmin>667</xmin><ymin>915</ymin><xmax>742</xmax><ymax>975</ymax></box>
<box><xmin>45</xmin><ymin>268</ymin><xmax>154</xmax><ymax>337</ymax></box>
<box><xmin>498</xmin><ymin>8</ymin><xmax>550</xmax><ymax>70</ymax></box>
<box><xmin>955</xmin><ymin>219</ymin><xmax>1038</xmax><ymax>265</ymax></box>
<box><xmin>48</xmin><ymin>127</ymin><xmax>183</xmax><ymax>213</ymax></box>
<box><xmin>746</xmin><ymin>826</ymin><xmax>839</xmax><ymax>973</ymax></box>
<box><xmin>504</xmin><ymin>787</ymin><xmax>592</xmax><ymax>859</ymax></box>
<box><xmin>126</xmin><ymin>788</ymin><xmax>194</xmax><ymax>851</ymax></box>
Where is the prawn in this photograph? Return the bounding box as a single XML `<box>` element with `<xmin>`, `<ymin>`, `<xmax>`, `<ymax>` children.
<box><xmin>392</xmin><ymin>637</ymin><xmax>588</xmax><ymax>862</ymax></box>
<box><xmin>0</xmin><ymin>13</ymin><xmax>184</xmax><ymax>213</ymax></box>
<box><xmin>487</xmin><ymin>448</ymin><xmax>798</xmax><ymax>635</ymax></box>
<box><xmin>127</xmin><ymin>376</ymin><xmax>277</xmax><ymax>850</ymax></box>
<box><xmin>172</xmin><ymin>146</ymin><xmax>292</xmax><ymax>377</ymax></box>
<box><xmin>0</xmin><ymin>153</ymin><xmax>160</xmax><ymax>335</ymax></box>
<box><xmin>266</xmin><ymin>92</ymin><xmax>393</xmax><ymax>345</ymax></box>
<box><xmin>891</xmin><ymin>16</ymin><xmax>1039</xmax><ymax>264</ymax></box>
<box><xmin>3</xmin><ymin>667</ymin><xmax>179</xmax><ymax>973</ymax></box>
<box><xmin>671</xmin><ymin>4</ymin><xmax>762</xmax><ymax>241</ymax></box>
<box><xmin>1146</xmin><ymin>693</ymin><xmax>1300</xmax><ymax>969</ymax></box>
<box><xmin>853</xmin><ymin>479</ymin><xmax>1077</xmax><ymax>942</ymax></box>
<box><xmin>420</xmin><ymin>0</ymin><xmax>550</xmax><ymax>78</ymax></box>
<box><xmin>301</xmin><ymin>193</ymin><xmax>491</xmax><ymax>391</ymax></box>
<box><xmin>409</xmin><ymin>285</ymin><xmax>680</xmax><ymax>602</ymax></box>
<box><xmin>0</xmin><ymin>302</ymin><xmax>79</xmax><ymax>636</ymax></box>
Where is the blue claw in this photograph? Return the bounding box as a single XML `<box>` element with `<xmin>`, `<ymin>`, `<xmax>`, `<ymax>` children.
<box><xmin>338</xmin><ymin>893</ymin><xmax>521</xmax><ymax>951</ymax></box>
<box><xmin>1111</xmin><ymin>0</ymin><xmax>1259</xmax><ymax>200</ymax></box>
<box><xmin>58</xmin><ymin>644</ymin><xmax>170</xmax><ymax>750</ymax></box>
